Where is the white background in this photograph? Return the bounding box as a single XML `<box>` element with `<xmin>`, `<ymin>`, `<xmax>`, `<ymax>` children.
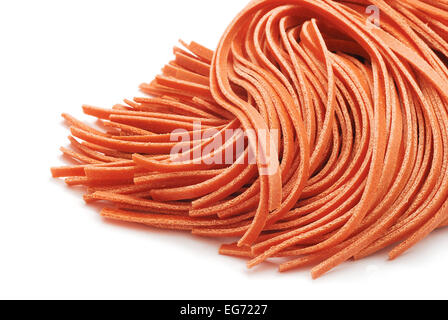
<box><xmin>1</xmin><ymin>0</ymin><xmax>447</xmax><ymax>300</ymax></box>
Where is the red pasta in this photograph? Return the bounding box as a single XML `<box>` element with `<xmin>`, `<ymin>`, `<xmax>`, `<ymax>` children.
<box><xmin>52</xmin><ymin>0</ymin><xmax>448</xmax><ymax>279</ymax></box>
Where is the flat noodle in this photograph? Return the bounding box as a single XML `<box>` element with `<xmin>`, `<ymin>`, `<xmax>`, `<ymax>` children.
<box><xmin>52</xmin><ymin>0</ymin><xmax>448</xmax><ymax>279</ymax></box>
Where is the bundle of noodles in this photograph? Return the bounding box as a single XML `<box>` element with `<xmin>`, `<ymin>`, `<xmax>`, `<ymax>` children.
<box><xmin>52</xmin><ymin>0</ymin><xmax>448</xmax><ymax>278</ymax></box>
